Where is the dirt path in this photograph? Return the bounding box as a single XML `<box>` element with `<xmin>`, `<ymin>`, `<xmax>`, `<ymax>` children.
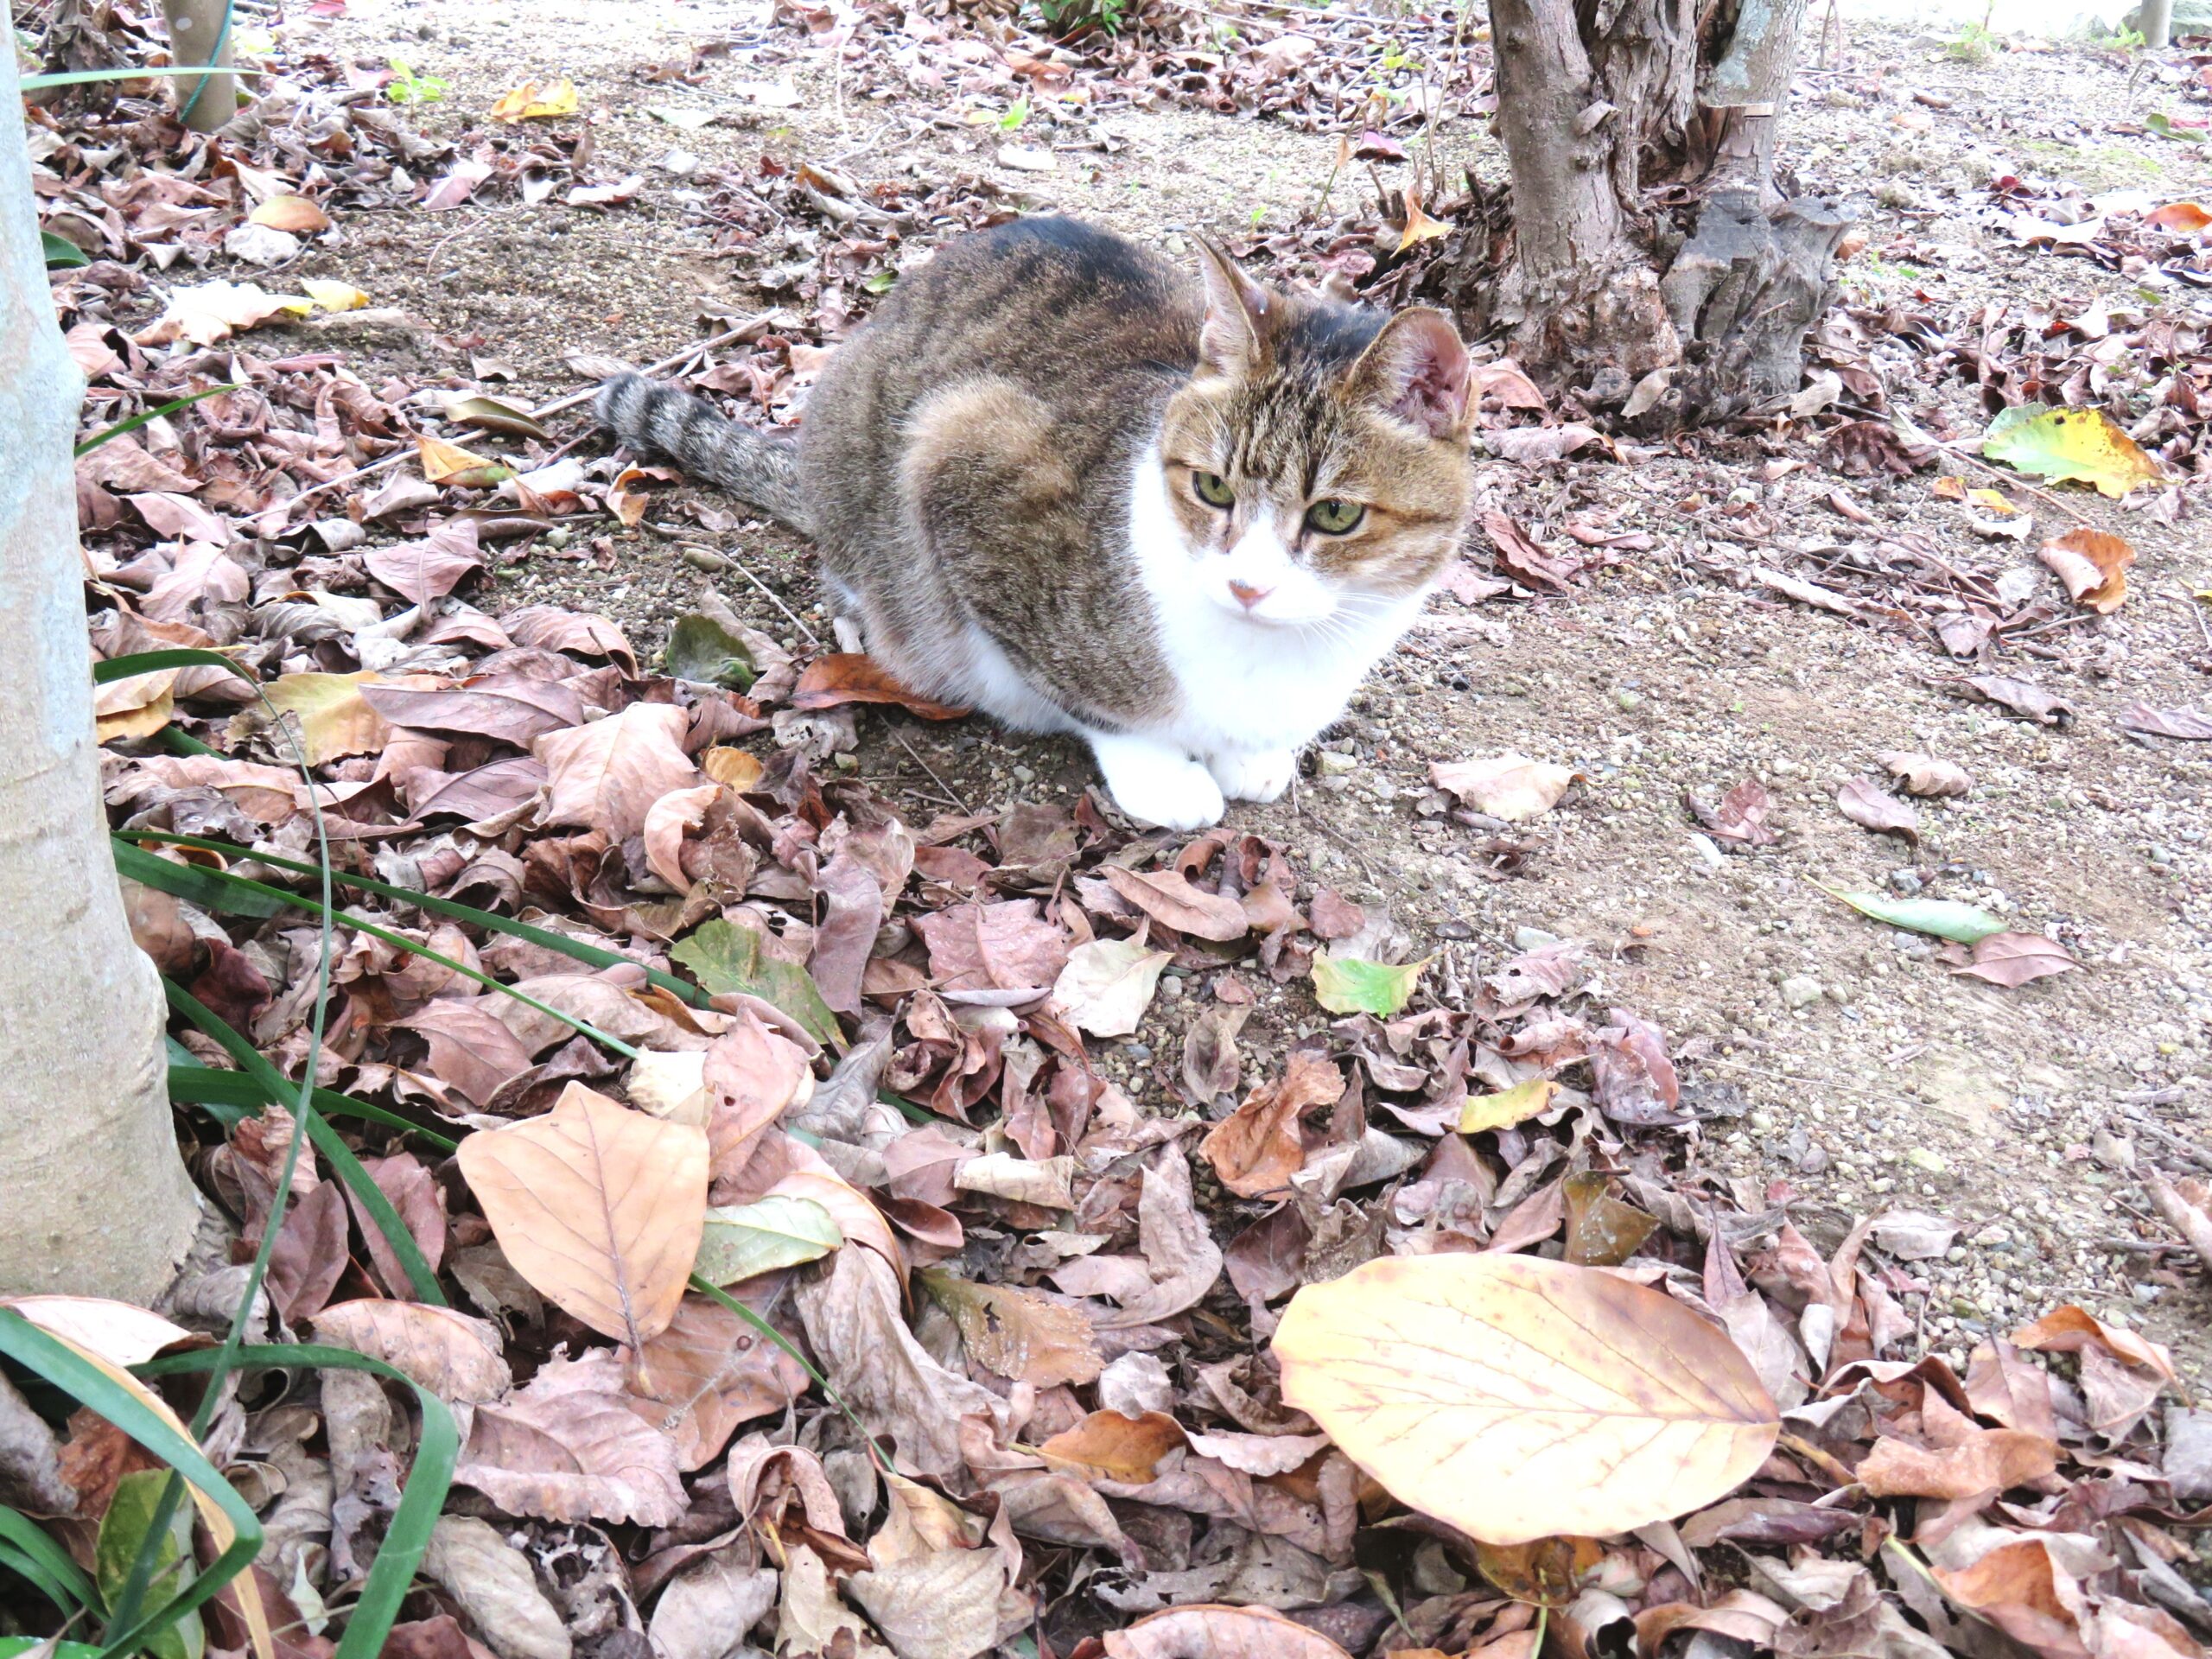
<box><xmin>286</xmin><ymin>0</ymin><xmax>2212</xmax><ymax>1371</ymax></box>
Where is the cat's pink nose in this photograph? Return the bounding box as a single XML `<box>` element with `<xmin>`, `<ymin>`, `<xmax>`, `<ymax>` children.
<box><xmin>1229</xmin><ymin>580</ymin><xmax>1272</xmax><ymax>610</ymax></box>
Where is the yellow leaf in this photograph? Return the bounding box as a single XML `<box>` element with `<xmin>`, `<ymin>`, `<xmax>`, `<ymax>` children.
<box><xmin>302</xmin><ymin>278</ymin><xmax>370</xmax><ymax>312</ymax></box>
<box><xmin>1931</xmin><ymin>475</ymin><xmax>1966</xmax><ymax>500</ymax></box>
<box><xmin>264</xmin><ymin>671</ymin><xmax>388</xmax><ymax>765</ymax></box>
<box><xmin>1272</xmin><ymin>1253</ymin><xmax>1779</xmax><ymax>1545</ymax></box>
<box><xmin>455</xmin><ymin>1083</ymin><xmax>708</xmax><ymax>1346</ymax></box>
<box><xmin>1037</xmin><ymin>1409</ymin><xmax>1185</xmax><ymax>1483</ymax></box>
<box><xmin>1396</xmin><ymin>187</ymin><xmax>1452</xmax><ymax>252</ymax></box>
<box><xmin>2037</xmin><ymin>527</ymin><xmax>2134</xmax><ymax>613</ymax></box>
<box><xmin>1965</xmin><ymin>487</ymin><xmax>2018</xmax><ymax>514</ymax></box>
<box><xmin>249</xmin><ymin>194</ymin><xmax>330</xmax><ymax>233</ymax></box>
<box><xmin>1982</xmin><ymin>404</ymin><xmax>2164</xmax><ymax>499</ymax></box>
<box><xmin>1457</xmin><ymin>1077</ymin><xmax>1559</xmax><ymax>1135</ymax></box>
<box><xmin>491</xmin><ymin>76</ymin><xmax>579</xmax><ymax>121</ymax></box>
<box><xmin>701</xmin><ymin>746</ymin><xmax>764</xmax><ymax>791</ymax></box>
<box><xmin>417</xmin><ymin>435</ymin><xmax>510</xmax><ymax>487</ymax></box>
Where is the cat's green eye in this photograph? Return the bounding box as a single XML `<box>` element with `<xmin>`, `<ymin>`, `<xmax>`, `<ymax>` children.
<box><xmin>1306</xmin><ymin>499</ymin><xmax>1366</xmax><ymax>535</ymax></box>
<box><xmin>1192</xmin><ymin>471</ymin><xmax>1236</xmax><ymax>509</ymax></box>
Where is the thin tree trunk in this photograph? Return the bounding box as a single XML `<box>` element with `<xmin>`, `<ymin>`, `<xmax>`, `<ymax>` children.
<box><xmin>160</xmin><ymin>0</ymin><xmax>237</xmax><ymax>134</ymax></box>
<box><xmin>0</xmin><ymin>48</ymin><xmax>202</xmax><ymax>1301</ymax></box>
<box><xmin>1485</xmin><ymin>0</ymin><xmax>1683</xmax><ymax>387</ymax></box>
<box><xmin>2139</xmin><ymin>0</ymin><xmax>2173</xmax><ymax>48</ymax></box>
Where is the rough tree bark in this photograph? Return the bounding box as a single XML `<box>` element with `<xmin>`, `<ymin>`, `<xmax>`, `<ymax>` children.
<box><xmin>0</xmin><ymin>48</ymin><xmax>202</xmax><ymax>1301</ymax></box>
<box><xmin>1472</xmin><ymin>0</ymin><xmax>1847</xmax><ymax>421</ymax></box>
<box><xmin>160</xmin><ymin>0</ymin><xmax>238</xmax><ymax>134</ymax></box>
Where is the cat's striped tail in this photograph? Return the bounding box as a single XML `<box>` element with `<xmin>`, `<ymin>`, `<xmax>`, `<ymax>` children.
<box><xmin>593</xmin><ymin>373</ymin><xmax>812</xmax><ymax>536</ymax></box>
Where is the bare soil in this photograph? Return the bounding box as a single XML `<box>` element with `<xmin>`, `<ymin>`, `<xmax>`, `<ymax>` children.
<box><xmin>292</xmin><ymin>0</ymin><xmax>2212</xmax><ymax>1370</ymax></box>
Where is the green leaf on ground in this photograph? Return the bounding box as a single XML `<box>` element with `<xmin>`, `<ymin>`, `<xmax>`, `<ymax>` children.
<box><xmin>1311</xmin><ymin>952</ymin><xmax>1428</xmax><ymax>1016</ymax></box>
<box><xmin>41</xmin><ymin>231</ymin><xmax>90</xmax><ymax>269</ymax></box>
<box><xmin>671</xmin><ymin>918</ymin><xmax>842</xmax><ymax>1047</ymax></box>
<box><xmin>96</xmin><ymin>1472</ymin><xmax>204</xmax><ymax>1659</ymax></box>
<box><xmin>663</xmin><ymin>613</ymin><xmax>757</xmax><ymax>690</ymax></box>
<box><xmin>1816</xmin><ymin>885</ymin><xmax>2005</xmax><ymax>944</ymax></box>
<box><xmin>696</xmin><ymin>1196</ymin><xmax>842</xmax><ymax>1284</ymax></box>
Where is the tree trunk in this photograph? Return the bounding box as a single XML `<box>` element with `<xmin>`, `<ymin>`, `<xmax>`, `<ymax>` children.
<box><xmin>160</xmin><ymin>0</ymin><xmax>237</xmax><ymax>134</ymax></box>
<box><xmin>0</xmin><ymin>48</ymin><xmax>202</xmax><ymax>1302</ymax></box>
<box><xmin>1484</xmin><ymin>0</ymin><xmax>1689</xmax><ymax>387</ymax></box>
<box><xmin>1471</xmin><ymin>0</ymin><xmax>1845</xmax><ymax>422</ymax></box>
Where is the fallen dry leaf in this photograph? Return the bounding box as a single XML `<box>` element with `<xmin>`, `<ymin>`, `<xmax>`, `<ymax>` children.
<box><xmin>1103</xmin><ymin>1605</ymin><xmax>1354</xmax><ymax>1659</ymax></box>
<box><xmin>535</xmin><ymin>702</ymin><xmax>702</xmax><ymax>841</ymax></box>
<box><xmin>1103</xmin><ymin>867</ymin><xmax>1249</xmax><ymax>942</ymax></box>
<box><xmin>1198</xmin><ymin>1052</ymin><xmax>1342</xmax><ymax>1198</ymax></box>
<box><xmin>1273</xmin><ymin>1253</ymin><xmax>1778</xmax><ymax>1544</ymax></box>
<box><xmin>454</xmin><ymin>1349</ymin><xmax>686</xmax><ymax>1525</ymax></box>
<box><xmin>455</xmin><ymin>1083</ymin><xmax>707</xmax><ymax>1347</ymax></box>
<box><xmin>791</xmin><ymin>654</ymin><xmax>969</xmax><ymax>719</ymax></box>
<box><xmin>1836</xmin><ymin>779</ymin><xmax>1918</xmax><ymax>841</ymax></box>
<box><xmin>490</xmin><ymin>78</ymin><xmax>580</xmax><ymax>121</ymax></box>
<box><xmin>249</xmin><ymin>194</ymin><xmax>329</xmax><ymax>233</ymax></box>
<box><xmin>920</xmin><ymin>1271</ymin><xmax>1103</xmax><ymax>1387</ymax></box>
<box><xmin>1877</xmin><ymin>752</ymin><xmax>1972</xmax><ymax>797</ymax></box>
<box><xmin>1052</xmin><ymin>936</ymin><xmax>1172</xmax><ymax>1037</ymax></box>
<box><xmin>2011</xmin><ymin>1305</ymin><xmax>2176</xmax><ymax>1382</ymax></box>
<box><xmin>310</xmin><ymin>1300</ymin><xmax>511</xmax><ymax>1403</ymax></box>
<box><xmin>1953</xmin><ymin>931</ymin><xmax>2078</xmax><ymax>988</ymax></box>
<box><xmin>2038</xmin><ymin>527</ymin><xmax>2134</xmax><ymax>613</ymax></box>
<box><xmin>1039</xmin><ymin>1409</ymin><xmax>1185</xmax><ymax>1483</ymax></box>
<box><xmin>2120</xmin><ymin>703</ymin><xmax>2212</xmax><ymax>741</ymax></box>
<box><xmin>1430</xmin><ymin>753</ymin><xmax>1577</xmax><ymax>823</ymax></box>
<box><xmin>133</xmin><ymin>279</ymin><xmax>308</xmax><ymax>346</ymax></box>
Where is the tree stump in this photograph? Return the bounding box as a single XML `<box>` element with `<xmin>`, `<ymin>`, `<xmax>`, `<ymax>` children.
<box><xmin>1658</xmin><ymin>188</ymin><xmax>1848</xmax><ymax>421</ymax></box>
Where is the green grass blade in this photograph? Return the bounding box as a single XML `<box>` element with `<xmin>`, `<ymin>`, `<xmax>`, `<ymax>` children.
<box><xmin>165</xmin><ymin>1050</ymin><xmax>454</xmax><ymax>1152</ymax></box>
<box><xmin>92</xmin><ymin>648</ymin><xmax>254</xmax><ymax>688</ymax></box>
<box><xmin>162</xmin><ymin>982</ymin><xmax>446</xmax><ymax>1306</ymax></box>
<box><xmin>0</xmin><ymin>1507</ymin><xmax>99</xmax><ymax>1614</ymax></box>
<box><xmin>135</xmin><ymin>1345</ymin><xmax>456</xmax><ymax>1659</ymax></box>
<box><xmin>20</xmin><ymin>66</ymin><xmax>269</xmax><ymax>88</ymax></box>
<box><xmin>0</xmin><ymin>1536</ymin><xmax>85</xmax><ymax>1612</ymax></box>
<box><xmin>113</xmin><ymin>841</ymin><xmax>285</xmax><ymax>918</ymax></box>
<box><xmin>0</xmin><ymin>1312</ymin><xmax>259</xmax><ymax>1659</ymax></box>
<box><xmin>76</xmin><ymin>387</ymin><xmax>241</xmax><ymax>459</ymax></box>
<box><xmin>124</xmin><ymin>843</ymin><xmax>644</xmax><ymax>1059</ymax></box>
<box><xmin>123</xmin><ymin>832</ymin><xmax>715</xmax><ymax>1007</ymax></box>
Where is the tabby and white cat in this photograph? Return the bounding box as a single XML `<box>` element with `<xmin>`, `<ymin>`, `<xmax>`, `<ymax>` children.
<box><xmin>597</xmin><ymin>217</ymin><xmax>1473</xmax><ymax>830</ymax></box>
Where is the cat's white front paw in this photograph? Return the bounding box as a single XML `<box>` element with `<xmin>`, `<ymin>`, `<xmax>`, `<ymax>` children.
<box><xmin>1089</xmin><ymin>733</ymin><xmax>1225</xmax><ymax>830</ymax></box>
<box><xmin>1209</xmin><ymin>747</ymin><xmax>1296</xmax><ymax>804</ymax></box>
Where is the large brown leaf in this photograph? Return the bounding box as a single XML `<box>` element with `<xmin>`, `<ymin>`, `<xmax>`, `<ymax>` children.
<box><xmin>535</xmin><ymin>702</ymin><xmax>702</xmax><ymax>841</ymax></box>
<box><xmin>621</xmin><ymin>1292</ymin><xmax>808</xmax><ymax>1470</ymax></box>
<box><xmin>912</xmin><ymin>899</ymin><xmax>1069</xmax><ymax>991</ymax></box>
<box><xmin>455</xmin><ymin>1084</ymin><xmax>708</xmax><ymax>1347</ymax></box>
<box><xmin>359</xmin><ymin>677</ymin><xmax>585</xmax><ymax>745</ymax></box>
<box><xmin>1103</xmin><ymin>1605</ymin><xmax>1354</xmax><ymax>1659</ymax></box>
<box><xmin>1272</xmin><ymin>1254</ymin><xmax>1778</xmax><ymax>1544</ymax></box>
<box><xmin>311</xmin><ymin>1300</ymin><xmax>511</xmax><ymax>1404</ymax></box>
<box><xmin>454</xmin><ymin>1349</ymin><xmax>685</xmax><ymax>1526</ymax></box>
<box><xmin>1103</xmin><ymin>867</ymin><xmax>1249</xmax><ymax>942</ymax></box>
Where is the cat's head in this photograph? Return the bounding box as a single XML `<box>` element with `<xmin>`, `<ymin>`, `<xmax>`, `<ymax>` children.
<box><xmin>1153</xmin><ymin>245</ymin><xmax>1474</xmax><ymax>628</ymax></box>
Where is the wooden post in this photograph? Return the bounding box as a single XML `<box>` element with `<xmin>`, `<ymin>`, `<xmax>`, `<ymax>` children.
<box><xmin>160</xmin><ymin>0</ymin><xmax>236</xmax><ymax>132</ymax></box>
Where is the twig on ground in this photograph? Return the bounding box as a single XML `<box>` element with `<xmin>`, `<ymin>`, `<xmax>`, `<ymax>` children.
<box><xmin>893</xmin><ymin>731</ymin><xmax>973</xmax><ymax>816</ymax></box>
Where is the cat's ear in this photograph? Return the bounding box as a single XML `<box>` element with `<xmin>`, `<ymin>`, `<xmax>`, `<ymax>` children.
<box><xmin>1347</xmin><ymin>307</ymin><xmax>1471</xmax><ymax>439</ymax></box>
<box><xmin>1195</xmin><ymin>241</ymin><xmax>1271</xmax><ymax>380</ymax></box>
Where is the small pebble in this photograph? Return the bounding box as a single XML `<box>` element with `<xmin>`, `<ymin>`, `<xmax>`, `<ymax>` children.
<box><xmin>1780</xmin><ymin>976</ymin><xmax>1823</xmax><ymax>1010</ymax></box>
<box><xmin>1907</xmin><ymin>1147</ymin><xmax>1950</xmax><ymax>1176</ymax></box>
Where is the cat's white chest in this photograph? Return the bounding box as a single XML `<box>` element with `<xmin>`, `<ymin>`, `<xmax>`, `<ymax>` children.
<box><xmin>1125</xmin><ymin>460</ymin><xmax>1421</xmax><ymax>760</ymax></box>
